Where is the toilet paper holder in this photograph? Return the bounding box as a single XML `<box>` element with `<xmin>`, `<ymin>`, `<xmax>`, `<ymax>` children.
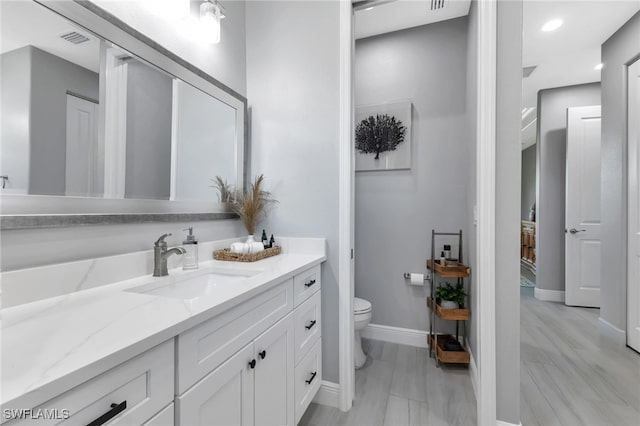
<box><xmin>403</xmin><ymin>272</ymin><xmax>430</xmax><ymax>281</ymax></box>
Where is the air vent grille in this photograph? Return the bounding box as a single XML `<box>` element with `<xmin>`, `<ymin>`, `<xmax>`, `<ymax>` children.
<box><xmin>523</xmin><ymin>66</ymin><xmax>537</xmax><ymax>78</ymax></box>
<box><xmin>60</xmin><ymin>31</ymin><xmax>90</xmax><ymax>45</ymax></box>
<box><xmin>431</xmin><ymin>0</ymin><xmax>445</xmax><ymax>10</ymax></box>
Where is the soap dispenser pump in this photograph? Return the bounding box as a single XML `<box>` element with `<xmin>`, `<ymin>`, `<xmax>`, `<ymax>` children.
<box><xmin>182</xmin><ymin>227</ymin><xmax>199</xmax><ymax>270</ymax></box>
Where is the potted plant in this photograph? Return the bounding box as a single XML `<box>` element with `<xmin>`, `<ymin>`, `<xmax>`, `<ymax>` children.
<box><xmin>435</xmin><ymin>283</ymin><xmax>466</xmax><ymax>309</ymax></box>
<box><xmin>232</xmin><ymin>174</ymin><xmax>277</xmax><ymax>243</ymax></box>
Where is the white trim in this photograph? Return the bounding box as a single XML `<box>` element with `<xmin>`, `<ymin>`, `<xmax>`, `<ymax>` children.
<box><xmin>312</xmin><ymin>380</ymin><xmax>341</xmax><ymax>409</ymax></box>
<box><xmin>497</xmin><ymin>421</ymin><xmax>522</xmax><ymax>426</ymax></box>
<box><xmin>476</xmin><ymin>0</ymin><xmax>497</xmax><ymax>424</ymax></box>
<box><xmin>534</xmin><ymin>287</ymin><xmax>565</xmax><ymax>303</ymax></box>
<box><xmin>338</xmin><ymin>0</ymin><xmax>355</xmax><ymax>413</ymax></box>
<box><xmin>467</xmin><ymin>339</ymin><xmax>478</xmax><ymax>399</ymax></box>
<box><xmin>361</xmin><ymin>324</ymin><xmax>428</xmax><ymax>348</ymax></box>
<box><xmin>598</xmin><ymin>317</ymin><xmax>627</xmax><ymax>346</ymax></box>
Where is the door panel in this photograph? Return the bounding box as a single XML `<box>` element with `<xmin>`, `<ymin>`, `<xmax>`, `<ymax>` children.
<box><xmin>565</xmin><ymin>105</ymin><xmax>601</xmax><ymax>307</ymax></box>
<box><xmin>65</xmin><ymin>94</ymin><xmax>98</xmax><ymax>197</ymax></box>
<box><xmin>254</xmin><ymin>313</ymin><xmax>295</xmax><ymax>426</ymax></box>
<box><xmin>628</xmin><ymin>59</ymin><xmax>640</xmax><ymax>352</ymax></box>
<box><xmin>176</xmin><ymin>343</ymin><xmax>254</xmax><ymax>426</ymax></box>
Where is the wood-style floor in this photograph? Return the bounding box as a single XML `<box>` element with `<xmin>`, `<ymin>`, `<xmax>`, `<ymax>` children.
<box><xmin>299</xmin><ymin>340</ymin><xmax>477</xmax><ymax>426</ymax></box>
<box><xmin>520</xmin><ymin>286</ymin><xmax>640</xmax><ymax>426</ymax></box>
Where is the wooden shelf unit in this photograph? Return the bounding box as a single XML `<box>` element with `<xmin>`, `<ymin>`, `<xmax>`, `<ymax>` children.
<box><xmin>426</xmin><ymin>297</ymin><xmax>469</xmax><ymax>321</ymax></box>
<box><xmin>521</xmin><ymin>220</ymin><xmax>536</xmax><ymax>266</ymax></box>
<box><xmin>428</xmin><ymin>334</ymin><xmax>470</xmax><ymax>364</ymax></box>
<box><xmin>427</xmin><ymin>230</ymin><xmax>470</xmax><ymax>367</ymax></box>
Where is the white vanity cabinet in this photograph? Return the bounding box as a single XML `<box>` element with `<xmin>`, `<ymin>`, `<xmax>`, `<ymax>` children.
<box><xmin>175</xmin><ymin>265</ymin><xmax>322</xmax><ymax>426</ymax></box>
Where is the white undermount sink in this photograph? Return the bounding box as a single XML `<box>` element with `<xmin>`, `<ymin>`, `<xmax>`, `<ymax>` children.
<box><xmin>127</xmin><ymin>268</ymin><xmax>262</xmax><ymax>301</ymax></box>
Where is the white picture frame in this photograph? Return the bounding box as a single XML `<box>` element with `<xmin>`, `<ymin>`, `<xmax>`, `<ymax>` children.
<box><xmin>355</xmin><ymin>100</ymin><xmax>412</xmax><ymax>171</ymax></box>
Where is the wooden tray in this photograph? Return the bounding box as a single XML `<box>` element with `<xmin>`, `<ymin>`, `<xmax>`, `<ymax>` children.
<box><xmin>213</xmin><ymin>245</ymin><xmax>281</xmax><ymax>262</ymax></box>
<box><xmin>427</xmin><ymin>297</ymin><xmax>469</xmax><ymax>320</ymax></box>
<box><xmin>426</xmin><ymin>259</ymin><xmax>470</xmax><ymax>278</ymax></box>
<box><xmin>428</xmin><ymin>334</ymin><xmax>470</xmax><ymax>364</ymax></box>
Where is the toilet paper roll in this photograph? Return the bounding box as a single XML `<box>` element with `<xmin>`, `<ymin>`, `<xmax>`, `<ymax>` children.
<box><xmin>410</xmin><ymin>273</ymin><xmax>425</xmax><ymax>286</ymax></box>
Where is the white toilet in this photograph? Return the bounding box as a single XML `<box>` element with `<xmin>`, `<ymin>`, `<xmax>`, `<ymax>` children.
<box><xmin>353</xmin><ymin>297</ymin><xmax>373</xmax><ymax>369</ymax></box>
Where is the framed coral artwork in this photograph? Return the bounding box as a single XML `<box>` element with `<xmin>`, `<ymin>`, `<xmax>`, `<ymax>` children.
<box><xmin>355</xmin><ymin>100</ymin><xmax>412</xmax><ymax>171</ymax></box>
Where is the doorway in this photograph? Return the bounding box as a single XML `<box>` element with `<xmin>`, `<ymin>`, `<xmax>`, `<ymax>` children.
<box><xmin>628</xmin><ymin>58</ymin><xmax>640</xmax><ymax>353</ymax></box>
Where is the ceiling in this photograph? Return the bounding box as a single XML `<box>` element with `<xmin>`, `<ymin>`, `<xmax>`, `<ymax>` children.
<box><xmin>0</xmin><ymin>1</ymin><xmax>101</xmax><ymax>72</ymax></box>
<box><xmin>354</xmin><ymin>0</ymin><xmax>471</xmax><ymax>40</ymax></box>
<box><xmin>520</xmin><ymin>0</ymin><xmax>640</xmax><ymax>149</ymax></box>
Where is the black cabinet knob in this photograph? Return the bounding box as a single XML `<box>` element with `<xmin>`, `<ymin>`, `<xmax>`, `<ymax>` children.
<box><xmin>304</xmin><ymin>279</ymin><xmax>316</xmax><ymax>288</ymax></box>
<box><xmin>259</xmin><ymin>350</ymin><xmax>267</xmax><ymax>359</ymax></box>
<box><xmin>249</xmin><ymin>359</ymin><xmax>256</xmax><ymax>369</ymax></box>
<box><xmin>305</xmin><ymin>371</ymin><xmax>317</xmax><ymax>385</ymax></box>
<box><xmin>305</xmin><ymin>320</ymin><xmax>317</xmax><ymax>330</ymax></box>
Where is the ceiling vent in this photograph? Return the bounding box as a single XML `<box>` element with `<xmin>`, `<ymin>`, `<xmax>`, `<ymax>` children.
<box><xmin>59</xmin><ymin>31</ymin><xmax>90</xmax><ymax>45</ymax></box>
<box><xmin>523</xmin><ymin>66</ymin><xmax>537</xmax><ymax>78</ymax></box>
<box><xmin>430</xmin><ymin>0</ymin><xmax>445</xmax><ymax>10</ymax></box>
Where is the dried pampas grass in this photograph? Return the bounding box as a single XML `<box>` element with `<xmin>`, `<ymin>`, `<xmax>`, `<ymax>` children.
<box><xmin>211</xmin><ymin>176</ymin><xmax>234</xmax><ymax>203</ymax></box>
<box><xmin>233</xmin><ymin>174</ymin><xmax>277</xmax><ymax>235</ymax></box>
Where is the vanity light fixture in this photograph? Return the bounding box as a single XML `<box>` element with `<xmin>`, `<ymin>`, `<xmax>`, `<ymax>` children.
<box><xmin>594</xmin><ymin>63</ymin><xmax>604</xmax><ymax>70</ymax></box>
<box><xmin>199</xmin><ymin>0</ymin><xmax>226</xmax><ymax>44</ymax></box>
<box><xmin>541</xmin><ymin>19</ymin><xmax>563</xmax><ymax>32</ymax></box>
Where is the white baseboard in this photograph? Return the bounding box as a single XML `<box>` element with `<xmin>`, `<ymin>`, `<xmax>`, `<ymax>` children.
<box><xmin>534</xmin><ymin>287</ymin><xmax>565</xmax><ymax>303</ymax></box>
<box><xmin>312</xmin><ymin>380</ymin><xmax>340</xmax><ymax>409</ymax></box>
<box><xmin>467</xmin><ymin>339</ymin><xmax>478</xmax><ymax>399</ymax></box>
<box><xmin>361</xmin><ymin>324</ymin><xmax>428</xmax><ymax>348</ymax></box>
<box><xmin>497</xmin><ymin>421</ymin><xmax>522</xmax><ymax>426</ymax></box>
<box><xmin>597</xmin><ymin>317</ymin><xmax>627</xmax><ymax>346</ymax></box>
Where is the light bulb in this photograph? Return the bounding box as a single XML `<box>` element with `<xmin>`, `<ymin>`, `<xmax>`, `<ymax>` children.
<box><xmin>199</xmin><ymin>1</ymin><xmax>221</xmax><ymax>44</ymax></box>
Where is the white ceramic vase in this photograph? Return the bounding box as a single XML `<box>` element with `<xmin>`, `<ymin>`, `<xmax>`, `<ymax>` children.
<box><xmin>441</xmin><ymin>300</ymin><xmax>459</xmax><ymax>309</ymax></box>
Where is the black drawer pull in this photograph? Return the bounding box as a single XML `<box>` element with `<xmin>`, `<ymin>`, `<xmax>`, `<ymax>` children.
<box><xmin>249</xmin><ymin>359</ymin><xmax>256</xmax><ymax>369</ymax></box>
<box><xmin>305</xmin><ymin>320</ymin><xmax>317</xmax><ymax>330</ymax></box>
<box><xmin>86</xmin><ymin>400</ymin><xmax>127</xmax><ymax>426</ymax></box>
<box><xmin>304</xmin><ymin>279</ymin><xmax>316</xmax><ymax>288</ymax></box>
<box><xmin>259</xmin><ymin>350</ymin><xmax>267</xmax><ymax>359</ymax></box>
<box><xmin>305</xmin><ymin>371</ymin><xmax>317</xmax><ymax>385</ymax></box>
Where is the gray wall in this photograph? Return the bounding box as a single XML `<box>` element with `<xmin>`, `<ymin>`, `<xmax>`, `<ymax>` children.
<box><xmin>521</xmin><ymin>145</ymin><xmax>536</xmax><ymax>220</ymax></box>
<box><xmin>354</xmin><ymin>19</ymin><xmax>470</xmax><ymax>333</ymax></box>
<box><xmin>245</xmin><ymin>0</ymin><xmax>340</xmax><ymax>383</ymax></box>
<box><xmin>536</xmin><ymin>83</ymin><xmax>600</xmax><ymax>292</ymax></box>
<box><xmin>124</xmin><ymin>60</ymin><xmax>172</xmax><ymax>200</ymax></box>
<box><xmin>600</xmin><ymin>11</ymin><xmax>640</xmax><ymax>332</ymax></box>
<box><xmin>0</xmin><ymin>47</ymin><xmax>31</xmax><ymax>194</ymax></box>
<box><xmin>496</xmin><ymin>1</ymin><xmax>522</xmax><ymax>423</ymax></box>
<box><xmin>29</xmin><ymin>46</ymin><xmax>99</xmax><ymax>196</ymax></box>
<box><xmin>465</xmin><ymin>0</ymin><xmax>478</xmax><ymax>366</ymax></box>
<box><xmin>1</xmin><ymin>1</ymin><xmax>248</xmax><ymax>272</ymax></box>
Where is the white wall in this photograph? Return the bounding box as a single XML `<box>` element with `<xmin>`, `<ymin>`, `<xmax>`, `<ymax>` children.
<box><xmin>245</xmin><ymin>0</ymin><xmax>341</xmax><ymax>383</ymax></box>
<box><xmin>354</xmin><ymin>18</ymin><xmax>470</xmax><ymax>333</ymax></box>
<box><xmin>600</xmin><ymin>11</ymin><xmax>640</xmax><ymax>333</ymax></box>
<box><xmin>521</xmin><ymin>145</ymin><xmax>536</xmax><ymax>220</ymax></box>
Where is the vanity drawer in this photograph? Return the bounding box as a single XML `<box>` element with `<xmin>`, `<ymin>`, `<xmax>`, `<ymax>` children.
<box><xmin>177</xmin><ymin>280</ymin><xmax>293</xmax><ymax>394</ymax></box>
<box><xmin>294</xmin><ymin>339</ymin><xmax>322</xmax><ymax>425</ymax></box>
<box><xmin>142</xmin><ymin>403</ymin><xmax>174</xmax><ymax>426</ymax></box>
<box><xmin>293</xmin><ymin>265</ymin><xmax>321</xmax><ymax>307</ymax></box>
<box><xmin>5</xmin><ymin>340</ymin><xmax>174</xmax><ymax>426</ymax></box>
<box><xmin>294</xmin><ymin>290</ymin><xmax>321</xmax><ymax>365</ymax></box>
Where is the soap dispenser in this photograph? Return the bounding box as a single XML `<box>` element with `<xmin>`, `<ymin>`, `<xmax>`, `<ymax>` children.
<box><xmin>182</xmin><ymin>227</ymin><xmax>199</xmax><ymax>270</ymax></box>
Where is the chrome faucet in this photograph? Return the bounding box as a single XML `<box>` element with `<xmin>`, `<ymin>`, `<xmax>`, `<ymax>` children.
<box><xmin>153</xmin><ymin>233</ymin><xmax>186</xmax><ymax>277</ymax></box>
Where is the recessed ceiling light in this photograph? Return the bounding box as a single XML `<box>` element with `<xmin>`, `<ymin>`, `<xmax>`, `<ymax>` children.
<box><xmin>541</xmin><ymin>19</ymin><xmax>563</xmax><ymax>32</ymax></box>
<box><xmin>594</xmin><ymin>63</ymin><xmax>603</xmax><ymax>70</ymax></box>
<box><xmin>365</xmin><ymin>6</ymin><xmax>374</xmax><ymax>11</ymax></box>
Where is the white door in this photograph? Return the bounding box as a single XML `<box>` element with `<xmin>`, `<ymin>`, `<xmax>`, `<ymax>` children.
<box><xmin>176</xmin><ymin>342</ymin><xmax>254</xmax><ymax>426</ymax></box>
<box><xmin>627</xmin><ymin>59</ymin><xmax>640</xmax><ymax>352</ymax></box>
<box><xmin>66</xmin><ymin>94</ymin><xmax>98</xmax><ymax>196</ymax></box>
<box><xmin>565</xmin><ymin>105</ymin><xmax>602</xmax><ymax>307</ymax></box>
<box><xmin>254</xmin><ymin>313</ymin><xmax>295</xmax><ymax>426</ymax></box>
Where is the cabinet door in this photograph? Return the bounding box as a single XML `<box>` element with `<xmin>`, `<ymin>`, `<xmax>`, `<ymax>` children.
<box><xmin>177</xmin><ymin>343</ymin><xmax>254</xmax><ymax>426</ymax></box>
<box><xmin>254</xmin><ymin>313</ymin><xmax>295</xmax><ymax>426</ymax></box>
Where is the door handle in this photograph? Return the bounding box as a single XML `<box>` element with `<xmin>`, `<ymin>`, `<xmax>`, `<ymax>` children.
<box><xmin>568</xmin><ymin>228</ymin><xmax>586</xmax><ymax>234</ymax></box>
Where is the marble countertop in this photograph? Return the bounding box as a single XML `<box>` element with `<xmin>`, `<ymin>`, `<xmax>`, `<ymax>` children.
<box><xmin>1</xmin><ymin>245</ymin><xmax>326</xmax><ymax>411</ymax></box>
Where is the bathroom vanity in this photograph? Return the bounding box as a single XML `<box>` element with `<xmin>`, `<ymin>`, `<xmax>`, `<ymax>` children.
<box><xmin>1</xmin><ymin>239</ymin><xmax>325</xmax><ymax>425</ymax></box>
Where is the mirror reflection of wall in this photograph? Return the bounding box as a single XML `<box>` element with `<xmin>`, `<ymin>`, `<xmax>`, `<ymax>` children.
<box><xmin>0</xmin><ymin>0</ymin><xmax>239</xmax><ymax>203</ymax></box>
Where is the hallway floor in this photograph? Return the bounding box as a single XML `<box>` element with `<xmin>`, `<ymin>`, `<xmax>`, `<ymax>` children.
<box><xmin>520</xmin><ymin>287</ymin><xmax>640</xmax><ymax>426</ymax></box>
<box><xmin>299</xmin><ymin>340</ymin><xmax>476</xmax><ymax>426</ymax></box>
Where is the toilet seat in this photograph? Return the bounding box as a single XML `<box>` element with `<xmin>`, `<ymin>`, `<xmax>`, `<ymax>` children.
<box><xmin>354</xmin><ymin>297</ymin><xmax>372</xmax><ymax>314</ymax></box>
